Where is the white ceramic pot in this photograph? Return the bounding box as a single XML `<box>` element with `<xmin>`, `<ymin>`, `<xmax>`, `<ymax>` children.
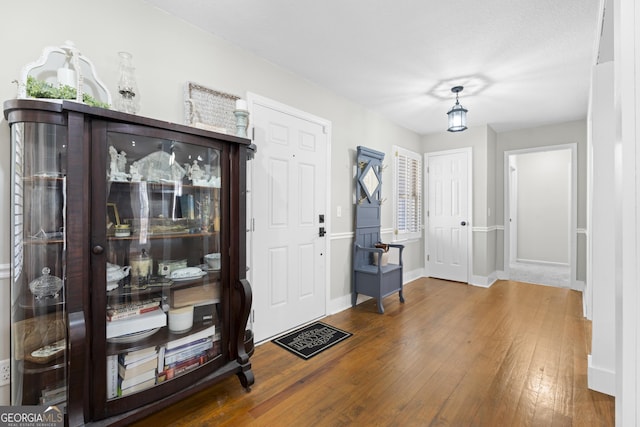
<box><xmin>204</xmin><ymin>253</ymin><xmax>221</xmax><ymax>270</ymax></box>
<box><xmin>106</xmin><ymin>263</ymin><xmax>131</xmax><ymax>283</ymax></box>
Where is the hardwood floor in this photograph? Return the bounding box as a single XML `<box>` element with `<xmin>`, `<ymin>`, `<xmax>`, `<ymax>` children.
<box><xmin>132</xmin><ymin>278</ymin><xmax>614</xmax><ymax>426</ymax></box>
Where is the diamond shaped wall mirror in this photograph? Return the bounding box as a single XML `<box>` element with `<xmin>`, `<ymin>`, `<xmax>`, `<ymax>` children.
<box><xmin>356</xmin><ymin>146</ymin><xmax>384</xmax><ymax>208</ymax></box>
<box><xmin>362</xmin><ymin>164</ymin><xmax>379</xmax><ymax>199</ymax></box>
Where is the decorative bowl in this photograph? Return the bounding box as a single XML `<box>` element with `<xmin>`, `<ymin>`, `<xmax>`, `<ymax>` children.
<box><xmin>29</xmin><ymin>267</ymin><xmax>63</xmax><ymax>298</ymax></box>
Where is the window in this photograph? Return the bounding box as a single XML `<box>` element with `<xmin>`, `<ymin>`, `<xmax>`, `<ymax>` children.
<box><xmin>393</xmin><ymin>145</ymin><xmax>422</xmax><ymax>241</ymax></box>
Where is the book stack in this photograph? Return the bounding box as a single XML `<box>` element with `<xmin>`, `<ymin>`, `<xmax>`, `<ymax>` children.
<box><xmin>39</xmin><ymin>383</ymin><xmax>67</xmax><ymax>412</ymax></box>
<box><xmin>106</xmin><ymin>299</ymin><xmax>166</xmax><ymax>339</ymax></box>
<box><xmin>171</xmin><ymin>282</ymin><xmax>220</xmax><ymax>308</ymax></box>
<box><xmin>107</xmin><ymin>298</ymin><xmax>162</xmax><ymax>321</ymax></box>
<box><xmin>157</xmin><ymin>325</ymin><xmax>219</xmax><ymax>382</ymax></box>
<box><xmin>108</xmin><ymin>346</ymin><xmax>159</xmax><ymax>398</ymax></box>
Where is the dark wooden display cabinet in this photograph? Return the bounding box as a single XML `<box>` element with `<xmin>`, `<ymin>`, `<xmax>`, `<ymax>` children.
<box><xmin>4</xmin><ymin>99</ymin><xmax>254</xmax><ymax>426</ymax></box>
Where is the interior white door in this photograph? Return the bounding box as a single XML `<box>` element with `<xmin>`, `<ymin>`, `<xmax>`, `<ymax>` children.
<box><xmin>426</xmin><ymin>149</ymin><xmax>470</xmax><ymax>283</ymax></box>
<box><xmin>251</xmin><ymin>101</ymin><xmax>327</xmax><ymax>342</ymax></box>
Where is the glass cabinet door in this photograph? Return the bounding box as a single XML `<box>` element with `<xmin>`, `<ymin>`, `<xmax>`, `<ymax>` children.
<box><xmin>100</xmin><ymin>131</ymin><xmax>224</xmax><ymax>400</ymax></box>
<box><xmin>11</xmin><ymin>121</ymin><xmax>68</xmax><ymax>410</ymax></box>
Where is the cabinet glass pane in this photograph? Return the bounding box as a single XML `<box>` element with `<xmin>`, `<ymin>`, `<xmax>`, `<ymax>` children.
<box><xmin>11</xmin><ymin>122</ymin><xmax>68</xmax><ymax>409</ymax></box>
<box><xmin>104</xmin><ymin>132</ymin><xmax>222</xmax><ymax>399</ymax></box>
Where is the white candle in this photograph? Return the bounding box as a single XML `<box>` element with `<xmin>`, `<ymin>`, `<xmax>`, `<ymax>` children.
<box><xmin>235</xmin><ymin>99</ymin><xmax>248</xmax><ymax>111</ymax></box>
<box><xmin>57</xmin><ymin>67</ymin><xmax>76</xmax><ymax>88</ymax></box>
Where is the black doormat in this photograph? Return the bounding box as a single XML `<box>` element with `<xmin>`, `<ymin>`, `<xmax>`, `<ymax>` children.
<box><xmin>272</xmin><ymin>321</ymin><xmax>352</xmax><ymax>360</ymax></box>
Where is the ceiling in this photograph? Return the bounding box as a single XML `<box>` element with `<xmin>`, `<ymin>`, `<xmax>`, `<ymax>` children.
<box><xmin>145</xmin><ymin>0</ymin><xmax>602</xmax><ymax>135</ymax></box>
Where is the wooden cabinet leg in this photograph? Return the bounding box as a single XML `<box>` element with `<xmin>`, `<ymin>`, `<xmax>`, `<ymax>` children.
<box><xmin>237</xmin><ymin>365</ymin><xmax>254</xmax><ymax>391</ymax></box>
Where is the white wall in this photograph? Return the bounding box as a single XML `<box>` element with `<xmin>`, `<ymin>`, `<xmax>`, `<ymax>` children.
<box><xmin>514</xmin><ymin>150</ymin><xmax>571</xmax><ymax>264</ymax></box>
<box><xmin>0</xmin><ymin>0</ymin><xmax>423</xmax><ymax>404</ymax></box>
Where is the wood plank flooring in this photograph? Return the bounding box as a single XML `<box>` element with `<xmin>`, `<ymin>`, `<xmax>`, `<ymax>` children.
<box><xmin>132</xmin><ymin>278</ymin><xmax>614</xmax><ymax>426</ymax></box>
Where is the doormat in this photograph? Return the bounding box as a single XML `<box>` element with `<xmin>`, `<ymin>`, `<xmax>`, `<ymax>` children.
<box><xmin>272</xmin><ymin>321</ymin><xmax>352</xmax><ymax>360</ymax></box>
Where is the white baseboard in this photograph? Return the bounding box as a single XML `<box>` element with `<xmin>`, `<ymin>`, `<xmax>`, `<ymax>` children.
<box><xmin>496</xmin><ymin>270</ymin><xmax>508</xmax><ymax>280</ymax></box>
<box><xmin>583</xmin><ymin>287</ymin><xmax>592</xmax><ymax>320</ymax></box>
<box><xmin>403</xmin><ymin>268</ymin><xmax>424</xmax><ymax>285</ymax></box>
<box><xmin>469</xmin><ymin>272</ymin><xmax>498</xmax><ymax>288</ymax></box>
<box><xmin>328</xmin><ymin>269</ymin><xmax>422</xmax><ymax>315</ymax></box>
<box><xmin>328</xmin><ymin>293</ymin><xmax>360</xmax><ymax>315</ymax></box>
<box><xmin>572</xmin><ymin>280</ymin><xmax>585</xmax><ymax>292</ymax></box>
<box><xmin>587</xmin><ymin>354</ymin><xmax>616</xmax><ymax>396</ymax></box>
<box><xmin>515</xmin><ymin>258</ymin><xmax>570</xmax><ymax>267</ymax></box>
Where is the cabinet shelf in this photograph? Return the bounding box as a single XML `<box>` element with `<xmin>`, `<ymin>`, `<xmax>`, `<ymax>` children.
<box><xmin>107</xmin><ymin>231</ymin><xmax>219</xmax><ymax>241</ymax></box>
<box><xmin>110</xmin><ymin>180</ymin><xmax>220</xmax><ymax>191</ymax></box>
<box><xmin>105</xmin><ymin>320</ymin><xmax>220</xmax><ymax>355</ymax></box>
<box><xmin>23</xmin><ymin>175</ymin><xmax>66</xmax><ymax>183</ymax></box>
<box><xmin>20</xmin><ymin>355</ymin><xmax>67</xmax><ymax>375</ymax></box>
<box><xmin>18</xmin><ymin>292</ymin><xmax>65</xmax><ymax>314</ymax></box>
<box><xmin>24</xmin><ymin>238</ymin><xmax>65</xmax><ymax>245</ymax></box>
<box><xmin>106</xmin><ymin>273</ymin><xmax>221</xmax><ymax>298</ymax></box>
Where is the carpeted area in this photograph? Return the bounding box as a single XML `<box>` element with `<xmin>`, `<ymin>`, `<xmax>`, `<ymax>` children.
<box><xmin>509</xmin><ymin>261</ymin><xmax>570</xmax><ymax>288</ymax></box>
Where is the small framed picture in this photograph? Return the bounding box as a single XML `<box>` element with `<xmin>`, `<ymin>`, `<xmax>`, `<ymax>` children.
<box><xmin>107</xmin><ymin>203</ymin><xmax>123</xmax><ymax>236</ymax></box>
<box><xmin>107</xmin><ymin>203</ymin><xmax>121</xmax><ymax>227</ymax></box>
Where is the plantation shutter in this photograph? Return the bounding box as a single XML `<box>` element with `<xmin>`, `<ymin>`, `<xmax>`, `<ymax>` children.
<box><xmin>394</xmin><ymin>146</ymin><xmax>422</xmax><ymax>241</ymax></box>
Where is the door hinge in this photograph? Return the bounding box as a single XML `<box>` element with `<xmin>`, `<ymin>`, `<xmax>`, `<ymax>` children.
<box><xmin>252</xmin><ymin>127</ymin><xmax>256</xmax><ymax>140</ymax></box>
<box><xmin>427</xmin><ymin>254</ymin><xmax>430</xmax><ymax>261</ymax></box>
<box><xmin>251</xmin><ymin>309</ymin><xmax>255</xmax><ymax>323</ymax></box>
<box><xmin>427</xmin><ymin>210</ymin><xmax>430</xmax><ymax>217</ymax></box>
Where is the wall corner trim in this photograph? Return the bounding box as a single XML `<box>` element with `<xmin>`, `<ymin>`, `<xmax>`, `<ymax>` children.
<box><xmin>587</xmin><ymin>354</ymin><xmax>616</xmax><ymax>397</ymax></box>
<box><xmin>469</xmin><ymin>273</ymin><xmax>498</xmax><ymax>288</ymax></box>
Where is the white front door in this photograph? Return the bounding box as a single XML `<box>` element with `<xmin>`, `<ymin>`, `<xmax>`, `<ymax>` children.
<box><xmin>250</xmin><ymin>97</ymin><xmax>329</xmax><ymax>342</ymax></box>
<box><xmin>426</xmin><ymin>149</ymin><xmax>470</xmax><ymax>283</ymax></box>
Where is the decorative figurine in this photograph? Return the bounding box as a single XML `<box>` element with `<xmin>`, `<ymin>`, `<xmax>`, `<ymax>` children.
<box><xmin>108</xmin><ymin>146</ymin><xmax>131</xmax><ymax>181</ymax></box>
<box><xmin>189</xmin><ymin>160</ymin><xmax>204</xmax><ymax>181</ymax></box>
<box><xmin>129</xmin><ymin>161</ymin><xmax>142</xmax><ymax>182</ymax></box>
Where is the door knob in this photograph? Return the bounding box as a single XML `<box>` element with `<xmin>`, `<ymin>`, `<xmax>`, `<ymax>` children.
<box><xmin>461</xmin><ymin>221</ymin><xmax>467</xmax><ymax>226</ymax></box>
<box><xmin>92</xmin><ymin>245</ymin><xmax>104</xmax><ymax>254</ymax></box>
<box><xmin>319</xmin><ymin>227</ymin><xmax>326</xmax><ymax>237</ymax></box>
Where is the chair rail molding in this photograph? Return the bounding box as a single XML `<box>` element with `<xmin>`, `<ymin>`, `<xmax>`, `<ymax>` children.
<box><xmin>472</xmin><ymin>225</ymin><xmax>499</xmax><ymax>233</ymax></box>
<box><xmin>0</xmin><ymin>263</ymin><xmax>9</xmax><ymax>280</ymax></box>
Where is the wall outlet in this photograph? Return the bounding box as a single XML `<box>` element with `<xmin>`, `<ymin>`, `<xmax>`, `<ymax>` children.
<box><xmin>0</xmin><ymin>359</ymin><xmax>9</xmax><ymax>386</ymax></box>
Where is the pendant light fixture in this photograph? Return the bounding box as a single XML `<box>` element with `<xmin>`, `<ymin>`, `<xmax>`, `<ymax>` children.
<box><xmin>447</xmin><ymin>86</ymin><xmax>468</xmax><ymax>132</ymax></box>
